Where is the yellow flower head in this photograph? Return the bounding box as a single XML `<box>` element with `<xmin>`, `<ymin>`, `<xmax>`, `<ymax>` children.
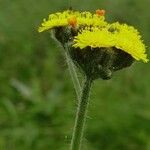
<box><xmin>110</xmin><ymin>23</ymin><xmax>148</xmax><ymax>62</ymax></box>
<box><xmin>38</xmin><ymin>10</ymin><xmax>107</xmax><ymax>32</ymax></box>
<box><xmin>75</xmin><ymin>11</ymin><xmax>107</xmax><ymax>27</ymax></box>
<box><xmin>73</xmin><ymin>27</ymin><xmax>114</xmax><ymax>49</ymax></box>
<box><xmin>73</xmin><ymin>23</ymin><xmax>148</xmax><ymax>63</ymax></box>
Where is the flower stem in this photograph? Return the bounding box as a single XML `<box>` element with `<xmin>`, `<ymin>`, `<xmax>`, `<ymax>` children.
<box><xmin>64</xmin><ymin>45</ymin><xmax>81</xmax><ymax>102</ymax></box>
<box><xmin>70</xmin><ymin>76</ymin><xmax>92</xmax><ymax>150</ymax></box>
<box><xmin>51</xmin><ymin>31</ymin><xmax>81</xmax><ymax>102</ymax></box>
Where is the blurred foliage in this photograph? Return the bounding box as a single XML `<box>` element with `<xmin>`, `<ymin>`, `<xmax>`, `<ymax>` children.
<box><xmin>0</xmin><ymin>0</ymin><xmax>150</xmax><ymax>149</ymax></box>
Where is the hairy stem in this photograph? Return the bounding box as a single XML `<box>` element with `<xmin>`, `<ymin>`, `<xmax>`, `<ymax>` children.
<box><xmin>70</xmin><ymin>77</ymin><xmax>92</xmax><ymax>150</ymax></box>
<box><xmin>64</xmin><ymin>45</ymin><xmax>81</xmax><ymax>102</ymax></box>
<box><xmin>51</xmin><ymin>31</ymin><xmax>81</xmax><ymax>102</ymax></box>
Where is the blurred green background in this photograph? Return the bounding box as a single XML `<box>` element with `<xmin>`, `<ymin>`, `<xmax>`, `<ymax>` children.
<box><xmin>0</xmin><ymin>0</ymin><xmax>150</xmax><ymax>149</ymax></box>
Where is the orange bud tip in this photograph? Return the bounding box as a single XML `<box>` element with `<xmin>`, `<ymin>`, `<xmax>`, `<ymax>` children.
<box><xmin>96</xmin><ymin>9</ymin><xmax>106</xmax><ymax>16</ymax></box>
<box><xmin>68</xmin><ymin>16</ymin><xmax>77</xmax><ymax>28</ymax></box>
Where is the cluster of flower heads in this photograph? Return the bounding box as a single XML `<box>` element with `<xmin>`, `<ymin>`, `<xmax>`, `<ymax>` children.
<box><xmin>38</xmin><ymin>10</ymin><xmax>107</xmax><ymax>32</ymax></box>
<box><xmin>38</xmin><ymin>9</ymin><xmax>148</xmax><ymax>63</ymax></box>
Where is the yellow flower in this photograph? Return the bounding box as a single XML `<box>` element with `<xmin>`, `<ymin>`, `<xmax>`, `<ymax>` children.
<box><xmin>73</xmin><ymin>27</ymin><xmax>114</xmax><ymax>49</ymax></box>
<box><xmin>76</xmin><ymin>11</ymin><xmax>107</xmax><ymax>27</ymax></box>
<box><xmin>110</xmin><ymin>23</ymin><xmax>148</xmax><ymax>62</ymax></box>
<box><xmin>73</xmin><ymin>23</ymin><xmax>148</xmax><ymax>63</ymax></box>
<box><xmin>38</xmin><ymin>10</ymin><xmax>107</xmax><ymax>32</ymax></box>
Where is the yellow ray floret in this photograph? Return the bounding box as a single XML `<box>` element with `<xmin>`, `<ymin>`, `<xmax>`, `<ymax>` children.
<box><xmin>73</xmin><ymin>23</ymin><xmax>148</xmax><ymax>63</ymax></box>
<box><xmin>73</xmin><ymin>28</ymin><xmax>114</xmax><ymax>49</ymax></box>
<box><xmin>76</xmin><ymin>12</ymin><xmax>106</xmax><ymax>27</ymax></box>
<box><xmin>111</xmin><ymin>23</ymin><xmax>148</xmax><ymax>62</ymax></box>
<box><xmin>38</xmin><ymin>10</ymin><xmax>107</xmax><ymax>32</ymax></box>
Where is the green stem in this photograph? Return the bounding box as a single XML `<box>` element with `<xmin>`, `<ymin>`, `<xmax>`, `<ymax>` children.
<box><xmin>64</xmin><ymin>46</ymin><xmax>81</xmax><ymax>102</ymax></box>
<box><xmin>70</xmin><ymin>77</ymin><xmax>92</xmax><ymax>150</ymax></box>
<box><xmin>51</xmin><ymin>31</ymin><xmax>81</xmax><ymax>102</ymax></box>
